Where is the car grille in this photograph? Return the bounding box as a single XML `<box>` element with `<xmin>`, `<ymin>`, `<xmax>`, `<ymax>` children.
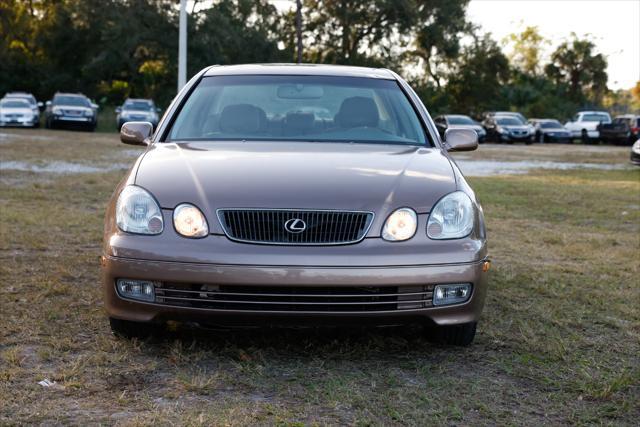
<box><xmin>63</xmin><ymin>109</ymin><xmax>82</xmax><ymax>116</ymax></box>
<box><xmin>217</xmin><ymin>209</ymin><xmax>374</xmax><ymax>245</ymax></box>
<box><xmin>155</xmin><ymin>283</ymin><xmax>434</xmax><ymax>312</ymax></box>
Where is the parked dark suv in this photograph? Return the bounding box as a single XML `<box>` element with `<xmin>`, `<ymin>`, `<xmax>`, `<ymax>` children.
<box><xmin>45</xmin><ymin>93</ymin><xmax>97</xmax><ymax>131</ymax></box>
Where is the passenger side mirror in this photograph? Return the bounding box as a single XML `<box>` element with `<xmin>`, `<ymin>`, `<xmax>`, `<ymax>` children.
<box><xmin>45</xmin><ymin>100</ymin><xmax>52</xmax><ymax>108</ymax></box>
<box><xmin>444</xmin><ymin>128</ymin><xmax>478</xmax><ymax>152</ymax></box>
<box><xmin>37</xmin><ymin>101</ymin><xmax>44</xmax><ymax>109</ymax></box>
<box><xmin>115</xmin><ymin>107</ymin><xmax>122</xmax><ymax>114</ymax></box>
<box><xmin>120</xmin><ymin>122</ymin><xmax>153</xmax><ymax>146</ymax></box>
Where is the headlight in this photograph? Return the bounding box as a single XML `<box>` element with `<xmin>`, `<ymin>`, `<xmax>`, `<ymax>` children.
<box><xmin>382</xmin><ymin>208</ymin><xmax>417</xmax><ymax>241</ymax></box>
<box><xmin>498</xmin><ymin>127</ymin><xmax>508</xmax><ymax>134</ymax></box>
<box><xmin>52</xmin><ymin>107</ymin><xmax>63</xmax><ymax>115</ymax></box>
<box><xmin>632</xmin><ymin>140</ymin><xmax>640</xmax><ymax>154</ymax></box>
<box><xmin>84</xmin><ymin>109</ymin><xmax>93</xmax><ymax>117</ymax></box>
<box><xmin>427</xmin><ymin>191</ymin><xmax>475</xmax><ymax>239</ymax></box>
<box><xmin>116</xmin><ymin>185</ymin><xmax>163</xmax><ymax>235</ymax></box>
<box><xmin>173</xmin><ymin>203</ymin><xmax>208</xmax><ymax>238</ymax></box>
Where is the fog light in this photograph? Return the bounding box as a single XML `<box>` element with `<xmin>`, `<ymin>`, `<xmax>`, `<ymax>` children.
<box><xmin>433</xmin><ymin>283</ymin><xmax>472</xmax><ymax>306</ymax></box>
<box><xmin>116</xmin><ymin>279</ymin><xmax>156</xmax><ymax>302</ymax></box>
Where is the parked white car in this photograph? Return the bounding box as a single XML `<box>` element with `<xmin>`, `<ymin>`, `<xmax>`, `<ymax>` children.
<box><xmin>565</xmin><ymin>111</ymin><xmax>611</xmax><ymax>143</ymax></box>
<box><xmin>0</xmin><ymin>98</ymin><xmax>39</xmax><ymax>127</ymax></box>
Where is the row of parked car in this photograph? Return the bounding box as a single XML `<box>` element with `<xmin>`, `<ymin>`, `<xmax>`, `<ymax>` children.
<box><xmin>0</xmin><ymin>91</ymin><xmax>160</xmax><ymax>132</ymax></box>
<box><xmin>434</xmin><ymin>111</ymin><xmax>640</xmax><ymax>145</ymax></box>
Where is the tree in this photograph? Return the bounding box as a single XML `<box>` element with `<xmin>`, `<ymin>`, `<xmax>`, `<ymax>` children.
<box><xmin>544</xmin><ymin>34</ymin><xmax>608</xmax><ymax>106</ymax></box>
<box><xmin>301</xmin><ymin>0</ymin><xmax>416</xmax><ymax>66</ymax></box>
<box><xmin>445</xmin><ymin>34</ymin><xmax>510</xmax><ymax>116</ymax></box>
<box><xmin>504</xmin><ymin>26</ymin><xmax>548</xmax><ymax>76</ymax></box>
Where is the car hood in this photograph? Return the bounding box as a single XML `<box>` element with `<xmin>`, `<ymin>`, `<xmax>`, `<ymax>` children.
<box><xmin>542</xmin><ymin>128</ymin><xmax>569</xmax><ymax>133</ymax></box>
<box><xmin>501</xmin><ymin>125</ymin><xmax>529</xmax><ymax>131</ymax></box>
<box><xmin>0</xmin><ymin>107</ymin><xmax>33</xmax><ymax>115</ymax></box>
<box><xmin>134</xmin><ymin>141</ymin><xmax>457</xmax><ymax>234</ymax></box>
<box><xmin>449</xmin><ymin>124</ymin><xmax>485</xmax><ymax>133</ymax></box>
<box><xmin>57</xmin><ymin>106</ymin><xmax>92</xmax><ymax>113</ymax></box>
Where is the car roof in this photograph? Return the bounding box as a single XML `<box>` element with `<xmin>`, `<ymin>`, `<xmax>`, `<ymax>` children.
<box><xmin>54</xmin><ymin>93</ymin><xmax>87</xmax><ymax>98</ymax></box>
<box><xmin>125</xmin><ymin>98</ymin><xmax>153</xmax><ymax>103</ymax></box>
<box><xmin>445</xmin><ymin>114</ymin><xmax>472</xmax><ymax>118</ymax></box>
<box><xmin>203</xmin><ymin>63</ymin><xmax>396</xmax><ymax>80</ymax></box>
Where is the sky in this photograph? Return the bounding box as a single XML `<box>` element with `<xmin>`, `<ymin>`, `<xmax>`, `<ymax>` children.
<box><xmin>466</xmin><ymin>0</ymin><xmax>640</xmax><ymax>90</ymax></box>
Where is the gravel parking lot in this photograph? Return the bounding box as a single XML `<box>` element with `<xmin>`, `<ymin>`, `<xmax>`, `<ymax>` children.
<box><xmin>1</xmin><ymin>129</ymin><xmax>638</xmax><ymax>425</ymax></box>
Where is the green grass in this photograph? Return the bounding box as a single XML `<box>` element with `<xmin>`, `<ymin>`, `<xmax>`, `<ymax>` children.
<box><xmin>0</xmin><ymin>129</ymin><xmax>638</xmax><ymax>425</ymax></box>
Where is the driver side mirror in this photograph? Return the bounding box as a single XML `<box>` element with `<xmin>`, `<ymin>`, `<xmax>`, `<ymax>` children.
<box><xmin>444</xmin><ymin>128</ymin><xmax>478</xmax><ymax>152</ymax></box>
<box><xmin>120</xmin><ymin>122</ymin><xmax>153</xmax><ymax>146</ymax></box>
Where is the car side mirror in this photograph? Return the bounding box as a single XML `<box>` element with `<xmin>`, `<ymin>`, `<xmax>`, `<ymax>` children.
<box><xmin>37</xmin><ymin>102</ymin><xmax>44</xmax><ymax>108</ymax></box>
<box><xmin>115</xmin><ymin>107</ymin><xmax>122</xmax><ymax>114</ymax></box>
<box><xmin>156</xmin><ymin>107</ymin><xmax>162</xmax><ymax>113</ymax></box>
<box><xmin>120</xmin><ymin>122</ymin><xmax>153</xmax><ymax>146</ymax></box>
<box><xmin>91</xmin><ymin>103</ymin><xmax>99</xmax><ymax>110</ymax></box>
<box><xmin>45</xmin><ymin>100</ymin><xmax>52</xmax><ymax>107</ymax></box>
<box><xmin>444</xmin><ymin>128</ymin><xmax>478</xmax><ymax>152</ymax></box>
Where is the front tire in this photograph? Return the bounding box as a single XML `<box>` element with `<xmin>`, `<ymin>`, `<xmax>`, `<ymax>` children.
<box><xmin>109</xmin><ymin>317</ymin><xmax>161</xmax><ymax>339</ymax></box>
<box><xmin>424</xmin><ymin>322</ymin><xmax>477</xmax><ymax>346</ymax></box>
<box><xmin>537</xmin><ymin>132</ymin><xmax>545</xmax><ymax>143</ymax></box>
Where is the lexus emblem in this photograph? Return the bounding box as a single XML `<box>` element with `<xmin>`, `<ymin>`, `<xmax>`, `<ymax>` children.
<box><xmin>284</xmin><ymin>218</ymin><xmax>306</xmax><ymax>233</ymax></box>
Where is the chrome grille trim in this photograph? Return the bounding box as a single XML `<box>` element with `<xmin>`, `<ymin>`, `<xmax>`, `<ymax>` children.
<box><xmin>154</xmin><ymin>284</ymin><xmax>434</xmax><ymax>312</ymax></box>
<box><xmin>216</xmin><ymin>208</ymin><xmax>374</xmax><ymax>245</ymax></box>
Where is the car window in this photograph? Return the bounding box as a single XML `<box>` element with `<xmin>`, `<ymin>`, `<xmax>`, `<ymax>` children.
<box><xmin>581</xmin><ymin>113</ymin><xmax>610</xmax><ymax>122</ymax></box>
<box><xmin>0</xmin><ymin>99</ymin><xmax>30</xmax><ymax>108</ymax></box>
<box><xmin>540</xmin><ymin>121</ymin><xmax>563</xmax><ymax>129</ymax></box>
<box><xmin>495</xmin><ymin>117</ymin><xmax>521</xmax><ymax>126</ymax></box>
<box><xmin>124</xmin><ymin>100</ymin><xmax>153</xmax><ymax>111</ymax></box>
<box><xmin>54</xmin><ymin>96</ymin><xmax>90</xmax><ymax>107</ymax></box>
<box><xmin>167</xmin><ymin>75</ymin><xmax>429</xmax><ymax>146</ymax></box>
<box><xmin>447</xmin><ymin>116</ymin><xmax>474</xmax><ymax>125</ymax></box>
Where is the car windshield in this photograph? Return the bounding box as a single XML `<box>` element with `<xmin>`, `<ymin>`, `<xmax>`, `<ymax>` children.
<box><xmin>124</xmin><ymin>100</ymin><xmax>153</xmax><ymax>111</ymax></box>
<box><xmin>167</xmin><ymin>75</ymin><xmax>428</xmax><ymax>146</ymax></box>
<box><xmin>54</xmin><ymin>96</ymin><xmax>90</xmax><ymax>107</ymax></box>
<box><xmin>582</xmin><ymin>113</ymin><xmax>609</xmax><ymax>122</ymax></box>
<box><xmin>540</xmin><ymin>121</ymin><xmax>563</xmax><ymax>129</ymax></box>
<box><xmin>496</xmin><ymin>117</ymin><xmax>521</xmax><ymax>126</ymax></box>
<box><xmin>448</xmin><ymin>116</ymin><xmax>474</xmax><ymax>125</ymax></box>
<box><xmin>1</xmin><ymin>99</ymin><xmax>30</xmax><ymax>108</ymax></box>
<box><xmin>7</xmin><ymin>95</ymin><xmax>35</xmax><ymax>105</ymax></box>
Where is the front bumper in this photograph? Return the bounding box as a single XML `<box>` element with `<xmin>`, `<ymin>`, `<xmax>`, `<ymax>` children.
<box><xmin>500</xmin><ymin>133</ymin><xmax>532</xmax><ymax>143</ymax></box>
<box><xmin>102</xmin><ymin>255</ymin><xmax>489</xmax><ymax>327</ymax></box>
<box><xmin>0</xmin><ymin>118</ymin><xmax>36</xmax><ymax>127</ymax></box>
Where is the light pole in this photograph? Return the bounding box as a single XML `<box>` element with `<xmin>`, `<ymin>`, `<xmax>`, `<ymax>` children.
<box><xmin>178</xmin><ymin>0</ymin><xmax>187</xmax><ymax>91</ymax></box>
<box><xmin>295</xmin><ymin>0</ymin><xmax>302</xmax><ymax>64</ymax></box>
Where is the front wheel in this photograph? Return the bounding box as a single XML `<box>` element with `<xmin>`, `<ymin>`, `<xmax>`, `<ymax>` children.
<box><xmin>537</xmin><ymin>132</ymin><xmax>545</xmax><ymax>143</ymax></box>
<box><xmin>424</xmin><ymin>322</ymin><xmax>477</xmax><ymax>346</ymax></box>
<box><xmin>109</xmin><ymin>317</ymin><xmax>161</xmax><ymax>339</ymax></box>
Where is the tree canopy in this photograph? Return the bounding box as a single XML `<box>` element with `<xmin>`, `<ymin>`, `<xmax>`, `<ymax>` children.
<box><xmin>1</xmin><ymin>0</ymin><xmax>635</xmax><ymax>118</ymax></box>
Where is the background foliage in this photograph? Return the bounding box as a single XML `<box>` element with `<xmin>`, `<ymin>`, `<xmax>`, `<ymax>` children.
<box><xmin>1</xmin><ymin>0</ymin><xmax>638</xmax><ymax>118</ymax></box>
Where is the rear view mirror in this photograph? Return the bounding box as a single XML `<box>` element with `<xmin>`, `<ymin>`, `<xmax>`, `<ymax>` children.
<box><xmin>444</xmin><ymin>128</ymin><xmax>478</xmax><ymax>152</ymax></box>
<box><xmin>277</xmin><ymin>84</ymin><xmax>324</xmax><ymax>99</ymax></box>
<box><xmin>120</xmin><ymin>122</ymin><xmax>153</xmax><ymax>146</ymax></box>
